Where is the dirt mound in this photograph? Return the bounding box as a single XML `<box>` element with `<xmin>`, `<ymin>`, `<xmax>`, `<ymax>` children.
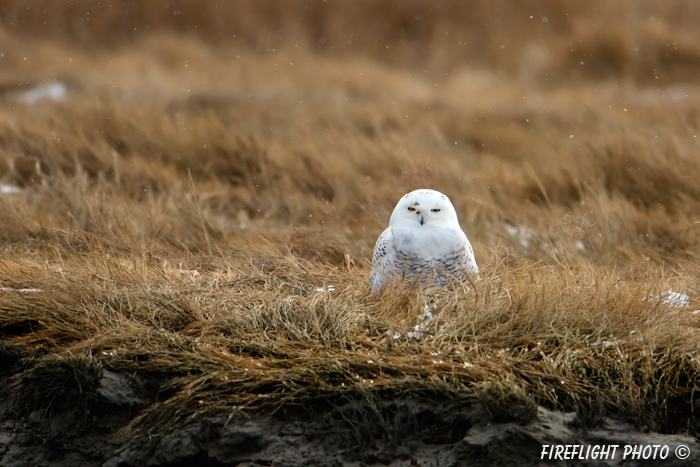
<box><xmin>2</xmin><ymin>368</ymin><xmax>697</xmax><ymax>467</ymax></box>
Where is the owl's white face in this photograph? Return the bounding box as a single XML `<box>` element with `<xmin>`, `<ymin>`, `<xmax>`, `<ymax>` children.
<box><xmin>388</xmin><ymin>189</ymin><xmax>460</xmax><ymax>228</ymax></box>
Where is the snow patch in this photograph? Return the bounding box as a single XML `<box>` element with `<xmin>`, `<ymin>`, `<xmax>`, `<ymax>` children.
<box><xmin>407</xmin><ymin>305</ymin><xmax>438</xmax><ymax>340</ymax></box>
<box><xmin>177</xmin><ymin>269</ymin><xmax>201</xmax><ymax>276</ymax></box>
<box><xmin>0</xmin><ymin>287</ymin><xmax>43</xmax><ymax>293</ymax></box>
<box><xmin>503</xmin><ymin>223</ymin><xmax>539</xmax><ymax>248</ymax></box>
<box><xmin>0</xmin><ymin>185</ymin><xmax>22</xmax><ymax>195</ymax></box>
<box><xmin>661</xmin><ymin>290</ymin><xmax>690</xmax><ymax>308</ymax></box>
<box><xmin>644</xmin><ymin>290</ymin><xmax>690</xmax><ymax>309</ymax></box>
<box><xmin>17</xmin><ymin>81</ymin><xmax>67</xmax><ymax>104</ymax></box>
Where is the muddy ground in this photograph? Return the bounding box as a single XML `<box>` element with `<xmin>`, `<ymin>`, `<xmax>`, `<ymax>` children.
<box><xmin>1</xmin><ymin>361</ymin><xmax>698</xmax><ymax>466</ymax></box>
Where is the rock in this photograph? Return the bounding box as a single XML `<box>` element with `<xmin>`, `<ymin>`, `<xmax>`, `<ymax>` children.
<box><xmin>0</xmin><ymin>343</ymin><xmax>25</xmax><ymax>374</ymax></box>
<box><xmin>209</xmin><ymin>422</ymin><xmax>268</xmax><ymax>461</ymax></box>
<box><xmin>456</xmin><ymin>407</ymin><xmax>577</xmax><ymax>466</ymax></box>
<box><xmin>96</xmin><ymin>369</ymin><xmax>153</xmax><ymax>408</ymax></box>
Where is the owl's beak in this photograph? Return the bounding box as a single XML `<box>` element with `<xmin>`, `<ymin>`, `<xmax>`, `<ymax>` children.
<box><xmin>419</xmin><ymin>214</ymin><xmax>425</xmax><ymax>226</ymax></box>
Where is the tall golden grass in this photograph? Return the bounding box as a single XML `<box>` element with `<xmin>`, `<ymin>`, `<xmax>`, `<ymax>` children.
<box><xmin>1</xmin><ymin>0</ymin><xmax>700</xmax><ymax>451</ymax></box>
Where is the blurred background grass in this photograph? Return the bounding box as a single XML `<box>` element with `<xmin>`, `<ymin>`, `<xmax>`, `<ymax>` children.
<box><xmin>1</xmin><ymin>1</ymin><xmax>700</xmax><ymax>267</ymax></box>
<box><xmin>3</xmin><ymin>0</ymin><xmax>700</xmax><ymax>85</ymax></box>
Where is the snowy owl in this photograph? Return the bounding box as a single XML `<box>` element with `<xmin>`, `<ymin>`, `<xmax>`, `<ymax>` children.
<box><xmin>370</xmin><ymin>189</ymin><xmax>478</xmax><ymax>292</ymax></box>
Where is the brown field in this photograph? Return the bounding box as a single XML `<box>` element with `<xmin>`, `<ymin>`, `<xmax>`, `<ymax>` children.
<box><xmin>1</xmin><ymin>1</ymin><xmax>700</xmax><ymax>465</ymax></box>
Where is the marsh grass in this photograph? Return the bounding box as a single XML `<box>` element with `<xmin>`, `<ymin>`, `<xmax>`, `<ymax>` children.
<box><xmin>2</xmin><ymin>245</ymin><xmax>699</xmax><ymax>441</ymax></box>
<box><xmin>1</xmin><ymin>0</ymin><xmax>700</xmax><ymax>449</ymax></box>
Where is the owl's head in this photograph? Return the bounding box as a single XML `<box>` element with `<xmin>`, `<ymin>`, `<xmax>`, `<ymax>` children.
<box><xmin>389</xmin><ymin>189</ymin><xmax>460</xmax><ymax>227</ymax></box>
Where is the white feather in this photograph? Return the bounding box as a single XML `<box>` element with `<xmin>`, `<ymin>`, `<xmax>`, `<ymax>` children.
<box><xmin>370</xmin><ymin>189</ymin><xmax>478</xmax><ymax>292</ymax></box>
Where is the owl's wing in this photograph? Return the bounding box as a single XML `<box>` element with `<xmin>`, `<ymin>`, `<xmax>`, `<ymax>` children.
<box><xmin>370</xmin><ymin>227</ymin><xmax>395</xmax><ymax>293</ymax></box>
<box><xmin>443</xmin><ymin>239</ymin><xmax>479</xmax><ymax>283</ymax></box>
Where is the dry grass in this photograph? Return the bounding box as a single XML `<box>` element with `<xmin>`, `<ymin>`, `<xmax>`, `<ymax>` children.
<box><xmin>1</xmin><ymin>0</ymin><xmax>700</xmax><ymax>448</ymax></box>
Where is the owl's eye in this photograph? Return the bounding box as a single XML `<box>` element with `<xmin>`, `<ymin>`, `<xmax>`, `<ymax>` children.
<box><xmin>407</xmin><ymin>207</ymin><xmax>416</xmax><ymax>211</ymax></box>
<box><xmin>431</xmin><ymin>209</ymin><xmax>441</xmax><ymax>212</ymax></box>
